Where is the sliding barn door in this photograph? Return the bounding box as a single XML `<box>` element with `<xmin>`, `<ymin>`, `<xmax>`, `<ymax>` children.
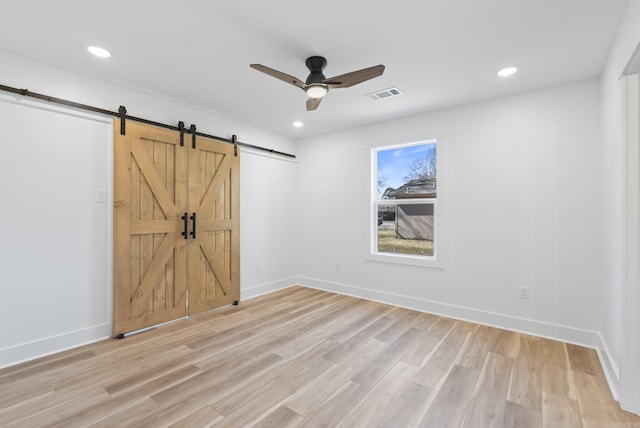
<box><xmin>113</xmin><ymin>120</ymin><xmax>240</xmax><ymax>336</ymax></box>
<box><xmin>187</xmin><ymin>135</ymin><xmax>240</xmax><ymax>315</ymax></box>
<box><xmin>113</xmin><ymin>120</ymin><xmax>187</xmax><ymax>335</ymax></box>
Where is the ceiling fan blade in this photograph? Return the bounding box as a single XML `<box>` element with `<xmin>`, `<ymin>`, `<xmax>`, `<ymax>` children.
<box><xmin>325</xmin><ymin>64</ymin><xmax>385</xmax><ymax>89</ymax></box>
<box><xmin>250</xmin><ymin>64</ymin><xmax>306</xmax><ymax>90</ymax></box>
<box><xmin>306</xmin><ymin>97</ymin><xmax>324</xmax><ymax>111</ymax></box>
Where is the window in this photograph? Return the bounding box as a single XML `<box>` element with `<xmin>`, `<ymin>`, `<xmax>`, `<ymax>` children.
<box><xmin>370</xmin><ymin>140</ymin><xmax>444</xmax><ymax>267</ymax></box>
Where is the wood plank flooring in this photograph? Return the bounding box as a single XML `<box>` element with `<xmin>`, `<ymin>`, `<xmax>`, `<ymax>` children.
<box><xmin>1</xmin><ymin>286</ymin><xmax>639</xmax><ymax>427</ymax></box>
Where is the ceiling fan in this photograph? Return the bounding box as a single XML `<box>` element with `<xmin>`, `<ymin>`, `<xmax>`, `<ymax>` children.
<box><xmin>250</xmin><ymin>56</ymin><xmax>385</xmax><ymax>111</ymax></box>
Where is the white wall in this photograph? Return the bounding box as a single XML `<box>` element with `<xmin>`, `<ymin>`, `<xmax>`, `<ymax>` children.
<box><xmin>600</xmin><ymin>0</ymin><xmax>640</xmax><ymax>411</ymax></box>
<box><xmin>0</xmin><ymin>97</ymin><xmax>112</xmax><ymax>368</ymax></box>
<box><xmin>240</xmin><ymin>150</ymin><xmax>299</xmax><ymax>298</ymax></box>
<box><xmin>296</xmin><ymin>78</ymin><xmax>603</xmax><ymax>346</ymax></box>
<box><xmin>0</xmin><ymin>50</ymin><xmax>298</xmax><ymax>367</ymax></box>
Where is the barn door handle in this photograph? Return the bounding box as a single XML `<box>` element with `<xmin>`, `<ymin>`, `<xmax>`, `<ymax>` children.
<box><xmin>190</xmin><ymin>213</ymin><xmax>196</xmax><ymax>239</ymax></box>
<box><xmin>181</xmin><ymin>213</ymin><xmax>189</xmax><ymax>239</ymax></box>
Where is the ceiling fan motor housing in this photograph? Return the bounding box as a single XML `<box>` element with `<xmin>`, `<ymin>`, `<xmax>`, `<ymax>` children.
<box><xmin>305</xmin><ymin>56</ymin><xmax>328</xmax><ymax>84</ymax></box>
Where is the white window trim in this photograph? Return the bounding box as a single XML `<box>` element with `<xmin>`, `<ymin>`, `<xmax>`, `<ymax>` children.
<box><xmin>367</xmin><ymin>138</ymin><xmax>446</xmax><ymax>269</ymax></box>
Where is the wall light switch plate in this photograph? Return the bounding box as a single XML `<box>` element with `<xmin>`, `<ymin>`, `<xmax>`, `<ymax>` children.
<box><xmin>96</xmin><ymin>189</ymin><xmax>107</xmax><ymax>203</ymax></box>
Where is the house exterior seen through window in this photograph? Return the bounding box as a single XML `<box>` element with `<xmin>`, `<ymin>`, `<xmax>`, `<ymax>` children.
<box><xmin>372</xmin><ymin>141</ymin><xmax>438</xmax><ymax>262</ymax></box>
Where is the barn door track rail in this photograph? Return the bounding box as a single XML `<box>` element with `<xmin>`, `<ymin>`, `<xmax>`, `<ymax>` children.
<box><xmin>0</xmin><ymin>83</ymin><xmax>296</xmax><ymax>159</ymax></box>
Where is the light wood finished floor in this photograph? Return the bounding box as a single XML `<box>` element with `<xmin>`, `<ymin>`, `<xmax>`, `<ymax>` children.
<box><xmin>1</xmin><ymin>286</ymin><xmax>639</xmax><ymax>427</ymax></box>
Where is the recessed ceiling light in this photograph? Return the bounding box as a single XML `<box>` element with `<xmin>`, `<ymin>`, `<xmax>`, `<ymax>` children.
<box><xmin>497</xmin><ymin>66</ymin><xmax>518</xmax><ymax>77</ymax></box>
<box><xmin>88</xmin><ymin>46</ymin><xmax>111</xmax><ymax>58</ymax></box>
<box><xmin>292</xmin><ymin>121</ymin><xmax>304</xmax><ymax>128</ymax></box>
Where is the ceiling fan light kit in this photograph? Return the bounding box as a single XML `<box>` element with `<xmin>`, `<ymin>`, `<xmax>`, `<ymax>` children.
<box><xmin>305</xmin><ymin>84</ymin><xmax>328</xmax><ymax>98</ymax></box>
<box><xmin>250</xmin><ymin>56</ymin><xmax>385</xmax><ymax>111</ymax></box>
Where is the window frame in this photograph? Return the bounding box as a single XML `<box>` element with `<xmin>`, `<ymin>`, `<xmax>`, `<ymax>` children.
<box><xmin>368</xmin><ymin>138</ymin><xmax>446</xmax><ymax>269</ymax></box>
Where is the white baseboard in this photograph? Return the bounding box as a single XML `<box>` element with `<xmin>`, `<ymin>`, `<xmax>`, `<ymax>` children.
<box><xmin>0</xmin><ymin>277</ymin><xmax>295</xmax><ymax>370</ymax></box>
<box><xmin>597</xmin><ymin>334</ymin><xmax>621</xmax><ymax>402</ymax></box>
<box><xmin>297</xmin><ymin>276</ymin><xmax>604</xmax><ymax>350</ymax></box>
<box><xmin>297</xmin><ymin>276</ymin><xmax>626</xmax><ymax>401</ymax></box>
<box><xmin>296</xmin><ymin>276</ymin><xmax>626</xmax><ymax>405</ymax></box>
<box><xmin>241</xmin><ymin>276</ymin><xmax>299</xmax><ymax>301</ymax></box>
<box><xmin>0</xmin><ymin>323</ymin><xmax>112</xmax><ymax>370</ymax></box>
<box><xmin>2</xmin><ymin>276</ymin><xmax>622</xmax><ymax>406</ymax></box>
<box><xmin>298</xmin><ymin>277</ymin><xmax>601</xmax><ymax>349</ymax></box>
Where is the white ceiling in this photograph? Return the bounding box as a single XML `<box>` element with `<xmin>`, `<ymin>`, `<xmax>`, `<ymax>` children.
<box><xmin>0</xmin><ymin>0</ymin><xmax>630</xmax><ymax>138</ymax></box>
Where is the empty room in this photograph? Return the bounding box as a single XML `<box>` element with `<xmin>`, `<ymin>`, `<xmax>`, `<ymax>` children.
<box><xmin>1</xmin><ymin>1</ymin><xmax>640</xmax><ymax>426</ymax></box>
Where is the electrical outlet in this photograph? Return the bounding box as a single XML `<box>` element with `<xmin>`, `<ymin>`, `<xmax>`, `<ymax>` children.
<box><xmin>519</xmin><ymin>286</ymin><xmax>530</xmax><ymax>300</ymax></box>
<box><xmin>256</xmin><ymin>265</ymin><xmax>261</xmax><ymax>274</ymax></box>
<box><xmin>336</xmin><ymin>263</ymin><xmax>341</xmax><ymax>272</ymax></box>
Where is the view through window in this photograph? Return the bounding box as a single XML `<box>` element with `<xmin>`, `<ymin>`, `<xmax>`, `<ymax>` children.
<box><xmin>374</xmin><ymin>141</ymin><xmax>437</xmax><ymax>258</ymax></box>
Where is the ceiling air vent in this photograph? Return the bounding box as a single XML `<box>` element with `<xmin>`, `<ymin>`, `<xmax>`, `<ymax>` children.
<box><xmin>367</xmin><ymin>87</ymin><xmax>403</xmax><ymax>101</ymax></box>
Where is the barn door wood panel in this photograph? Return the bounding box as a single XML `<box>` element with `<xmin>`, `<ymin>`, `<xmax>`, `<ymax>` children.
<box><xmin>114</xmin><ymin>120</ymin><xmax>240</xmax><ymax>335</ymax></box>
<box><xmin>187</xmin><ymin>135</ymin><xmax>240</xmax><ymax>315</ymax></box>
<box><xmin>113</xmin><ymin>120</ymin><xmax>187</xmax><ymax>336</ymax></box>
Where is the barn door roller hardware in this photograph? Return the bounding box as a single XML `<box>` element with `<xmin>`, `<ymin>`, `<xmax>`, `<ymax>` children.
<box><xmin>0</xmin><ymin>83</ymin><xmax>296</xmax><ymax>158</ymax></box>
<box><xmin>118</xmin><ymin>106</ymin><xmax>127</xmax><ymax>135</ymax></box>
<box><xmin>233</xmin><ymin>134</ymin><xmax>238</xmax><ymax>156</ymax></box>
<box><xmin>178</xmin><ymin>121</ymin><xmax>185</xmax><ymax>146</ymax></box>
<box><xmin>190</xmin><ymin>124</ymin><xmax>197</xmax><ymax>149</ymax></box>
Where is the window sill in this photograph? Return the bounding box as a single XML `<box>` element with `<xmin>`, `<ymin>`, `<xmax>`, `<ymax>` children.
<box><xmin>366</xmin><ymin>252</ymin><xmax>445</xmax><ymax>269</ymax></box>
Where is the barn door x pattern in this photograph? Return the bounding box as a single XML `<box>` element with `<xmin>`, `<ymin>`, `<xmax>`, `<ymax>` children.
<box><xmin>113</xmin><ymin>120</ymin><xmax>239</xmax><ymax>336</ymax></box>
